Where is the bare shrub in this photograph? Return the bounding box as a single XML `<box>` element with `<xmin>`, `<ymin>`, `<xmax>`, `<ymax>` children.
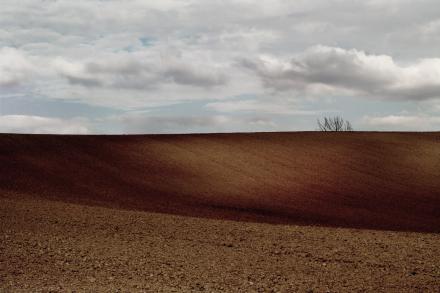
<box><xmin>317</xmin><ymin>116</ymin><xmax>353</xmax><ymax>131</ymax></box>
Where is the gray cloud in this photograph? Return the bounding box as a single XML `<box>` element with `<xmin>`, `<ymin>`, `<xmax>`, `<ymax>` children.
<box><xmin>164</xmin><ymin>65</ymin><xmax>227</xmax><ymax>88</ymax></box>
<box><xmin>242</xmin><ymin>46</ymin><xmax>440</xmax><ymax>100</ymax></box>
<box><xmin>55</xmin><ymin>55</ymin><xmax>227</xmax><ymax>90</ymax></box>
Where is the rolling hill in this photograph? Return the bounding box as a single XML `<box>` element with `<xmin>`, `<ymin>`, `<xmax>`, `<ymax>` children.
<box><xmin>1</xmin><ymin>132</ymin><xmax>439</xmax><ymax>232</ymax></box>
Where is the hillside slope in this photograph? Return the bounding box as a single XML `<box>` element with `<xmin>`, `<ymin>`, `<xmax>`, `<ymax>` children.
<box><xmin>1</xmin><ymin>132</ymin><xmax>439</xmax><ymax>232</ymax></box>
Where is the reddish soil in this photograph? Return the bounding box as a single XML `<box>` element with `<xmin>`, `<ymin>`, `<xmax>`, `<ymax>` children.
<box><xmin>1</xmin><ymin>132</ymin><xmax>439</xmax><ymax>232</ymax></box>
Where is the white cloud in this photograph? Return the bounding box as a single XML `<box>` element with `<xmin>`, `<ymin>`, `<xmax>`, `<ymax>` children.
<box><xmin>0</xmin><ymin>115</ymin><xmax>90</xmax><ymax>134</ymax></box>
<box><xmin>363</xmin><ymin>115</ymin><xmax>440</xmax><ymax>131</ymax></box>
<box><xmin>0</xmin><ymin>47</ymin><xmax>35</xmax><ymax>87</ymax></box>
<box><xmin>242</xmin><ymin>45</ymin><xmax>440</xmax><ymax>100</ymax></box>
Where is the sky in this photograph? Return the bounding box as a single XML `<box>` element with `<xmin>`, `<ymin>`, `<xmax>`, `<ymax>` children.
<box><xmin>1</xmin><ymin>0</ymin><xmax>440</xmax><ymax>134</ymax></box>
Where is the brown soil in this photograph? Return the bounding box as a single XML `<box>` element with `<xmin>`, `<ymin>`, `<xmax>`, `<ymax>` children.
<box><xmin>1</xmin><ymin>196</ymin><xmax>440</xmax><ymax>292</ymax></box>
<box><xmin>1</xmin><ymin>132</ymin><xmax>440</xmax><ymax>291</ymax></box>
<box><xmin>1</xmin><ymin>132</ymin><xmax>440</xmax><ymax>232</ymax></box>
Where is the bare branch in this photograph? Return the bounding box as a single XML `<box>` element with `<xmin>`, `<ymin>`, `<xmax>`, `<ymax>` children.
<box><xmin>317</xmin><ymin>116</ymin><xmax>354</xmax><ymax>132</ymax></box>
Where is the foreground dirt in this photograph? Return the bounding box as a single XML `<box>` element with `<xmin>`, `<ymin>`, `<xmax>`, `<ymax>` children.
<box><xmin>1</xmin><ymin>195</ymin><xmax>439</xmax><ymax>293</ymax></box>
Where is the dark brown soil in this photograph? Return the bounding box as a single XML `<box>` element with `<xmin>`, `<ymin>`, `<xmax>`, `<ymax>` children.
<box><xmin>1</xmin><ymin>132</ymin><xmax>439</xmax><ymax>232</ymax></box>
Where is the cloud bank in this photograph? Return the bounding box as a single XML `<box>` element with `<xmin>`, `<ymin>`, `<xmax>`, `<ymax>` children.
<box><xmin>242</xmin><ymin>46</ymin><xmax>440</xmax><ymax>101</ymax></box>
<box><xmin>1</xmin><ymin>0</ymin><xmax>440</xmax><ymax>132</ymax></box>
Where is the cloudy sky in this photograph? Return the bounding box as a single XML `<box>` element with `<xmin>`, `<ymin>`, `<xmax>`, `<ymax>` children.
<box><xmin>1</xmin><ymin>0</ymin><xmax>440</xmax><ymax>134</ymax></box>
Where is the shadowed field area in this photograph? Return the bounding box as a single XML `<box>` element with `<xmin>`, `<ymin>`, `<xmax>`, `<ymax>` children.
<box><xmin>1</xmin><ymin>132</ymin><xmax>440</xmax><ymax>232</ymax></box>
